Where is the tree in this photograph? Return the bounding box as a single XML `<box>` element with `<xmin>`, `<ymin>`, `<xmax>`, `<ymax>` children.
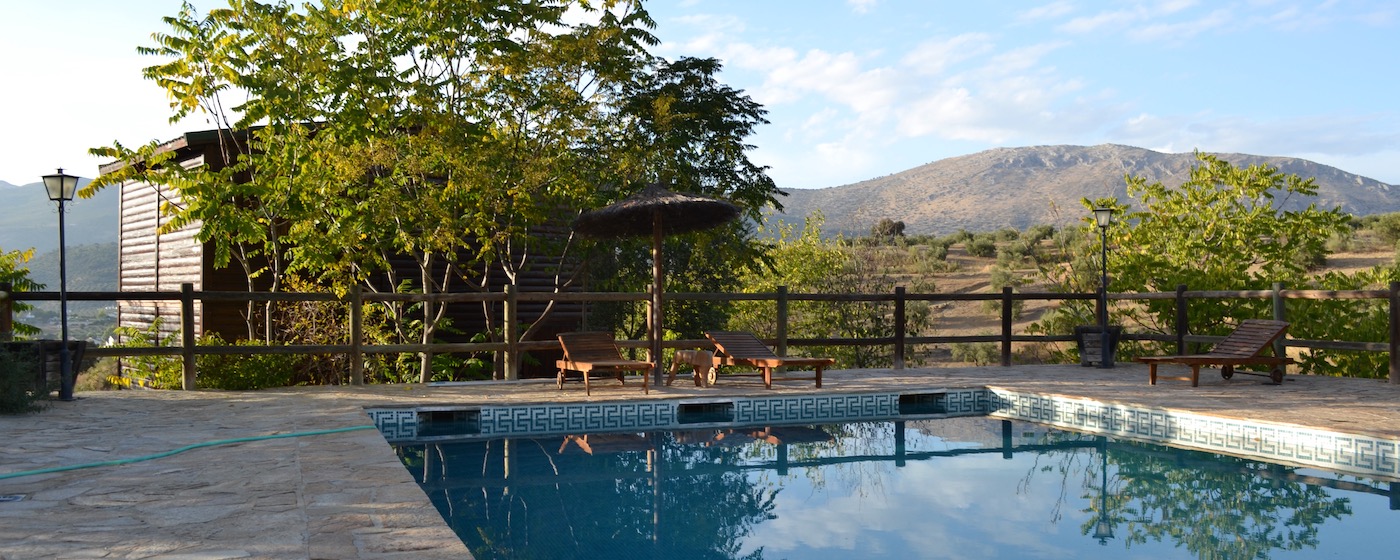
<box><xmin>0</xmin><ymin>248</ymin><xmax>44</xmax><ymax>338</ymax></box>
<box><xmin>1033</xmin><ymin>153</ymin><xmax>1351</xmax><ymax>358</ymax></box>
<box><xmin>89</xmin><ymin>1</ymin><xmax>779</xmax><ymax>382</ymax></box>
<box><xmin>728</xmin><ymin>214</ymin><xmax>933</xmax><ymax>368</ymax></box>
<box><xmin>870</xmin><ymin>218</ymin><xmax>905</xmax><ymax>240</ymax></box>
<box><xmin>574</xmin><ymin>56</ymin><xmax>782</xmax><ymax>343</ymax></box>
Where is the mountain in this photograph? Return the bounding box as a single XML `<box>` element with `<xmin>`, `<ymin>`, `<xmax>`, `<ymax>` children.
<box><xmin>771</xmin><ymin>144</ymin><xmax>1400</xmax><ymax>237</ymax></box>
<box><xmin>0</xmin><ymin>177</ymin><xmax>119</xmax><ymax>254</ymax></box>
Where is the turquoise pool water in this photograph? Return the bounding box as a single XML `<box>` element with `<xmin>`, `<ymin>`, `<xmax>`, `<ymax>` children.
<box><xmin>394</xmin><ymin>417</ymin><xmax>1399</xmax><ymax>559</ymax></box>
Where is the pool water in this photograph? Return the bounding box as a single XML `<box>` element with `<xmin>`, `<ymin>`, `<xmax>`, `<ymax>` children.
<box><xmin>393</xmin><ymin>418</ymin><xmax>1400</xmax><ymax>559</ymax></box>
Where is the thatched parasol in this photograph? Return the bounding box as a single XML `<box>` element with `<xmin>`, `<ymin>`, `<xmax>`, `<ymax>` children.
<box><xmin>572</xmin><ymin>183</ymin><xmax>741</xmax><ymax>383</ymax></box>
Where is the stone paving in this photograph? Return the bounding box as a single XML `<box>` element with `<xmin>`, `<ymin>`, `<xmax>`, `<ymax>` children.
<box><xmin>3</xmin><ymin>363</ymin><xmax>1400</xmax><ymax>559</ymax></box>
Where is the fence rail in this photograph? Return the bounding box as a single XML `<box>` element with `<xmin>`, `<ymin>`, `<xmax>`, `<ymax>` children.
<box><xmin>2</xmin><ymin>281</ymin><xmax>1396</xmax><ymax>387</ymax></box>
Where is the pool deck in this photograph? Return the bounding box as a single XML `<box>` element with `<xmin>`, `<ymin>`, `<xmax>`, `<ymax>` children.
<box><xmin>3</xmin><ymin>362</ymin><xmax>1400</xmax><ymax>559</ymax></box>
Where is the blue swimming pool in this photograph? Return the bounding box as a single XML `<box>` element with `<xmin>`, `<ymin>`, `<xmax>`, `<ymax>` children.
<box><xmin>391</xmin><ymin>417</ymin><xmax>1400</xmax><ymax>559</ymax></box>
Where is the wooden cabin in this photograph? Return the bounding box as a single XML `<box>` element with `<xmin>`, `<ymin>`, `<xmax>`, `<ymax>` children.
<box><xmin>98</xmin><ymin>128</ymin><xmax>586</xmax><ymax>378</ymax></box>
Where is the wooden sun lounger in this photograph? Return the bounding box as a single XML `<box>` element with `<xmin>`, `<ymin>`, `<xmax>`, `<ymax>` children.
<box><xmin>556</xmin><ymin>332</ymin><xmax>654</xmax><ymax>395</ymax></box>
<box><xmin>704</xmin><ymin>331</ymin><xmax>834</xmax><ymax>389</ymax></box>
<box><xmin>1135</xmin><ymin>319</ymin><xmax>1293</xmax><ymax>387</ymax></box>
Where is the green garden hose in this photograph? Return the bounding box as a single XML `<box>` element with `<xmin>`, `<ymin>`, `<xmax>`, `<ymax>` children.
<box><xmin>0</xmin><ymin>425</ymin><xmax>377</xmax><ymax>481</ymax></box>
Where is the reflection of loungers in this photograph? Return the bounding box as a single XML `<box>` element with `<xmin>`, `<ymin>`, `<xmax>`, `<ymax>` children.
<box><xmin>698</xmin><ymin>426</ymin><xmax>834</xmax><ymax>447</ymax></box>
<box><xmin>558</xmin><ymin>433</ymin><xmax>652</xmax><ymax>455</ymax></box>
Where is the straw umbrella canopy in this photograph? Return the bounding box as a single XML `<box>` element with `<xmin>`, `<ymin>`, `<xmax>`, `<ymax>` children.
<box><xmin>572</xmin><ymin>183</ymin><xmax>741</xmax><ymax>383</ymax></box>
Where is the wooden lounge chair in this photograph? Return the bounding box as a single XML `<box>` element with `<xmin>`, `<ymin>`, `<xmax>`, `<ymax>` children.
<box><xmin>556</xmin><ymin>332</ymin><xmax>654</xmax><ymax>395</ymax></box>
<box><xmin>1135</xmin><ymin>319</ymin><xmax>1293</xmax><ymax>387</ymax></box>
<box><xmin>704</xmin><ymin>331</ymin><xmax>834</xmax><ymax>389</ymax></box>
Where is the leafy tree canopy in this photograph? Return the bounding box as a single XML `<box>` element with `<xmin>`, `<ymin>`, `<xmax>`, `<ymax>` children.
<box><xmin>86</xmin><ymin>0</ymin><xmax>782</xmax><ymax>380</ymax></box>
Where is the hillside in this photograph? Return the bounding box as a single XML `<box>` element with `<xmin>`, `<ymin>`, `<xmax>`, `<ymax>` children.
<box><xmin>772</xmin><ymin>144</ymin><xmax>1399</xmax><ymax>237</ymax></box>
<box><xmin>0</xmin><ymin>178</ymin><xmax>118</xmax><ymax>254</ymax></box>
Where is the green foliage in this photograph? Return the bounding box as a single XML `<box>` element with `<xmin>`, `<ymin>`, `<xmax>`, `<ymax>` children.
<box><xmin>870</xmin><ymin>218</ymin><xmax>906</xmax><ymax>240</ymax></box>
<box><xmin>983</xmin><ymin>266</ymin><xmax>1025</xmax><ymax>318</ymax></box>
<box><xmin>110</xmin><ymin>319</ymin><xmax>182</xmax><ymax>389</ymax></box>
<box><xmin>1033</xmin><ymin>153</ymin><xmax>1354</xmax><ymax>365</ymax></box>
<box><xmin>949</xmin><ymin>339</ymin><xmax>998</xmax><ymax>366</ymax></box>
<box><xmin>91</xmin><ymin>2</ymin><xmax>778</xmax><ymax>384</ymax></box>
<box><xmin>1109</xmin><ymin>153</ymin><xmax>1351</xmax><ymax>333</ymax></box>
<box><xmin>1024</xmin><ymin>224</ymin><xmax>1056</xmax><ymax>243</ymax></box>
<box><xmin>728</xmin><ymin>213</ymin><xmax>933</xmax><ymax>368</ymax></box>
<box><xmin>111</xmin><ymin>320</ymin><xmax>301</xmax><ymax>389</ymax></box>
<box><xmin>965</xmin><ymin>234</ymin><xmax>997</xmax><ymax>257</ymax></box>
<box><xmin>193</xmin><ymin>333</ymin><xmax>299</xmax><ymax>390</ymax></box>
<box><xmin>0</xmin><ymin>247</ymin><xmax>44</xmax><ymax>338</ymax></box>
<box><xmin>1355</xmin><ymin>212</ymin><xmax>1400</xmax><ymax>245</ymax></box>
<box><xmin>0</xmin><ymin>346</ymin><xmax>48</xmax><ymax>414</ymax></box>
<box><xmin>1284</xmin><ymin>265</ymin><xmax>1397</xmax><ymax>378</ymax></box>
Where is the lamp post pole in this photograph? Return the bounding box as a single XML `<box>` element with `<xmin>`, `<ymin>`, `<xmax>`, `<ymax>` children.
<box><xmin>1092</xmin><ymin>437</ymin><xmax>1115</xmax><ymax>544</ymax></box>
<box><xmin>1093</xmin><ymin>207</ymin><xmax>1114</xmax><ymax>369</ymax></box>
<box><xmin>43</xmin><ymin>168</ymin><xmax>79</xmax><ymax>401</ymax></box>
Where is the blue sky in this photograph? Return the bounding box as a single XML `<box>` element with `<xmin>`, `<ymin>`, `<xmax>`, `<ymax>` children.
<box><xmin>3</xmin><ymin>0</ymin><xmax>1397</xmax><ymax>190</ymax></box>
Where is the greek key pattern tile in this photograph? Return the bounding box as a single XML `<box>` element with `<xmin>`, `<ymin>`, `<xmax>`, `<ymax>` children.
<box><xmin>987</xmin><ymin>389</ymin><xmax>1400</xmax><ymax>479</ymax></box>
<box><xmin>944</xmin><ymin>389</ymin><xmax>988</xmax><ymax>414</ymax></box>
<box><xmin>479</xmin><ymin>402</ymin><xmax>675</xmax><ymax>436</ymax></box>
<box><xmin>367</xmin><ymin>409</ymin><xmax>419</xmax><ymax>441</ymax></box>
<box><xmin>733</xmin><ymin>394</ymin><xmax>898</xmax><ymax>423</ymax></box>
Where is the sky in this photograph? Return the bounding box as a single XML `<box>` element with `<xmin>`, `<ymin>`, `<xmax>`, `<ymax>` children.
<box><xmin>2</xmin><ymin>0</ymin><xmax>1397</xmax><ymax>191</ymax></box>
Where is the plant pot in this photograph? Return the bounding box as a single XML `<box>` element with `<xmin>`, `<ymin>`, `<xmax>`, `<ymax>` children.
<box><xmin>1074</xmin><ymin>325</ymin><xmax>1122</xmax><ymax>367</ymax></box>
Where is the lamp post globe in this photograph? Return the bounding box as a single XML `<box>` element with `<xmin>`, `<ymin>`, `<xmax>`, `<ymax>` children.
<box><xmin>42</xmin><ymin>168</ymin><xmax>79</xmax><ymax>401</ymax></box>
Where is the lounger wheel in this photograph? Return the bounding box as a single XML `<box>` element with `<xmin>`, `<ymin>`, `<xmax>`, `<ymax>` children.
<box><xmin>705</xmin><ymin>366</ymin><xmax>718</xmax><ymax>387</ymax></box>
<box><xmin>556</xmin><ymin>372</ymin><xmax>565</xmax><ymax>389</ymax></box>
<box><xmin>1221</xmin><ymin>365</ymin><xmax>1234</xmax><ymax>379</ymax></box>
<box><xmin>1270</xmin><ymin>367</ymin><xmax>1284</xmax><ymax>384</ymax></box>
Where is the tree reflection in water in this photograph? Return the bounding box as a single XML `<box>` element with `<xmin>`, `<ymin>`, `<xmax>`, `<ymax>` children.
<box><xmin>1086</xmin><ymin>439</ymin><xmax>1354</xmax><ymax>559</ymax></box>
<box><xmin>394</xmin><ymin>420</ymin><xmax>1389</xmax><ymax>560</ymax></box>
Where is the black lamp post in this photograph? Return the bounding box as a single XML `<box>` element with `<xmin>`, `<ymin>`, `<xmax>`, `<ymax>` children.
<box><xmin>43</xmin><ymin>168</ymin><xmax>79</xmax><ymax>401</ymax></box>
<box><xmin>1092</xmin><ymin>207</ymin><xmax>1114</xmax><ymax>369</ymax></box>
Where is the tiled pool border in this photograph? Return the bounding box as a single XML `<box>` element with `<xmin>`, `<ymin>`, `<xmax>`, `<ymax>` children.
<box><xmin>367</xmin><ymin>387</ymin><xmax>1400</xmax><ymax>481</ymax></box>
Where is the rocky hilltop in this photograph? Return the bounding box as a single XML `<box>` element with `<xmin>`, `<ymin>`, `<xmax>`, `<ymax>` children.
<box><xmin>773</xmin><ymin>144</ymin><xmax>1398</xmax><ymax>236</ymax></box>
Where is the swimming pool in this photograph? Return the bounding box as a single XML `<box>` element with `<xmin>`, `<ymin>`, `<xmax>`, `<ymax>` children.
<box><xmin>372</xmin><ymin>389</ymin><xmax>1400</xmax><ymax>560</ymax></box>
<box><xmin>387</xmin><ymin>414</ymin><xmax>1400</xmax><ymax>559</ymax></box>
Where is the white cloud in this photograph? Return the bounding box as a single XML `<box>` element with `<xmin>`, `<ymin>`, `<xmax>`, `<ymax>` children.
<box><xmin>1129</xmin><ymin>8</ymin><xmax>1233</xmax><ymax>42</ymax></box>
<box><xmin>847</xmin><ymin>0</ymin><xmax>879</xmax><ymax>15</ymax></box>
<box><xmin>1017</xmin><ymin>1</ymin><xmax>1077</xmax><ymax>22</ymax></box>
<box><xmin>1058</xmin><ymin>0</ymin><xmax>1209</xmax><ymax>39</ymax></box>
<box><xmin>900</xmin><ymin>33</ymin><xmax>997</xmax><ymax>77</ymax></box>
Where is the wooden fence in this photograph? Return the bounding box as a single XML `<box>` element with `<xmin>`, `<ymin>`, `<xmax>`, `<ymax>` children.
<box><xmin>2</xmin><ymin>281</ymin><xmax>1397</xmax><ymax>387</ymax></box>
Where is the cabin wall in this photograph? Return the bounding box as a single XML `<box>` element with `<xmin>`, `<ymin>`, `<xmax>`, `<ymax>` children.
<box><xmin>116</xmin><ymin>171</ymin><xmax>204</xmax><ymax>342</ymax></box>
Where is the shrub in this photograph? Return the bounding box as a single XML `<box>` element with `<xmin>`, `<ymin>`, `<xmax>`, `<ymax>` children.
<box><xmin>0</xmin><ymin>346</ymin><xmax>47</xmax><ymax>414</ymax></box>
<box><xmin>193</xmin><ymin>334</ymin><xmax>301</xmax><ymax>390</ymax></box>
<box><xmin>965</xmin><ymin>235</ymin><xmax>997</xmax><ymax>257</ymax></box>
<box><xmin>949</xmin><ymin>340</ymin><xmax>999</xmax><ymax>366</ymax></box>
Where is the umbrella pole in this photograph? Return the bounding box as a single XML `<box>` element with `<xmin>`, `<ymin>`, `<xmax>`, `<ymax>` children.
<box><xmin>652</xmin><ymin>211</ymin><xmax>664</xmax><ymax>387</ymax></box>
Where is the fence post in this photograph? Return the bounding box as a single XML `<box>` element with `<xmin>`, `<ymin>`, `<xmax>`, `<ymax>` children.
<box><xmin>1390</xmin><ymin>281</ymin><xmax>1399</xmax><ymax>384</ymax></box>
<box><xmin>1000</xmin><ymin>287</ymin><xmax>1013</xmax><ymax>366</ymax></box>
<box><xmin>180</xmin><ymin>283</ymin><xmax>196</xmax><ymax>390</ymax></box>
<box><xmin>504</xmin><ymin>284</ymin><xmax>519</xmax><ymax>380</ymax></box>
<box><xmin>1272</xmin><ymin>282</ymin><xmax>1288</xmax><ymax>359</ymax></box>
<box><xmin>776</xmin><ymin>285</ymin><xmax>789</xmax><ymax>357</ymax></box>
<box><xmin>893</xmin><ymin>286</ymin><xmax>906</xmax><ymax>370</ymax></box>
<box><xmin>349</xmin><ymin>284</ymin><xmax>364</xmax><ymax>385</ymax></box>
<box><xmin>0</xmin><ymin>282</ymin><xmax>12</xmax><ymax>342</ymax></box>
<box><xmin>1175</xmin><ymin>284</ymin><xmax>1188</xmax><ymax>355</ymax></box>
